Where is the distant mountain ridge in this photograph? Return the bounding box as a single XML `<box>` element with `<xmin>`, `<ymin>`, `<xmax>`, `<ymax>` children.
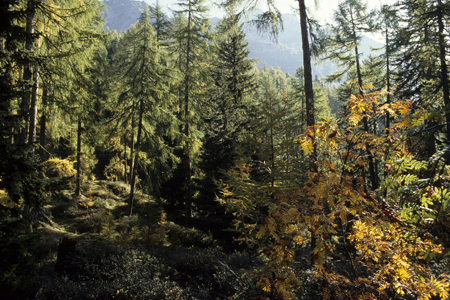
<box><xmin>102</xmin><ymin>0</ymin><xmax>383</xmax><ymax>77</ymax></box>
<box><xmin>103</xmin><ymin>0</ymin><xmax>148</xmax><ymax>33</ymax></box>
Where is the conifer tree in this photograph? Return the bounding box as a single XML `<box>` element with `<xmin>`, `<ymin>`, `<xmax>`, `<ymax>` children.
<box><xmin>112</xmin><ymin>8</ymin><xmax>180</xmax><ymax>215</ymax></box>
<box><xmin>378</xmin><ymin>4</ymin><xmax>399</xmax><ymax>128</ymax></box>
<box><xmin>252</xmin><ymin>69</ymin><xmax>300</xmax><ymax>187</ymax></box>
<box><xmin>198</xmin><ymin>16</ymin><xmax>256</xmax><ymax>213</ymax></box>
<box><xmin>172</xmin><ymin>0</ymin><xmax>210</xmax><ymax>222</ymax></box>
<box><xmin>38</xmin><ymin>0</ymin><xmax>106</xmax><ymax>196</ymax></box>
<box><xmin>19</xmin><ymin>0</ymin><xmax>37</xmax><ymax>145</ymax></box>
<box><xmin>149</xmin><ymin>0</ymin><xmax>171</xmax><ymax>44</ymax></box>
<box><xmin>0</xmin><ymin>0</ymin><xmax>49</xmax><ymax>213</ymax></box>
<box><xmin>290</xmin><ymin>66</ymin><xmax>332</xmax><ymax>127</ymax></box>
<box><xmin>393</xmin><ymin>0</ymin><xmax>450</xmax><ymax>142</ymax></box>
<box><xmin>325</xmin><ymin>0</ymin><xmax>378</xmax><ymax>190</ymax></box>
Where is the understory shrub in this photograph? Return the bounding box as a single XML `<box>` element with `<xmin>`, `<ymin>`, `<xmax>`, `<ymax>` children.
<box><xmin>37</xmin><ymin>242</ymin><xmax>260</xmax><ymax>299</ymax></box>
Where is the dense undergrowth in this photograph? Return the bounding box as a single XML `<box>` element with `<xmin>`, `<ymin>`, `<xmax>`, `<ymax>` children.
<box><xmin>0</xmin><ymin>179</ymin><xmax>265</xmax><ymax>300</ymax></box>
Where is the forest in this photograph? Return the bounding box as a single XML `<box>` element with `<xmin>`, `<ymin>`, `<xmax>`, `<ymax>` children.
<box><xmin>1</xmin><ymin>0</ymin><xmax>450</xmax><ymax>299</ymax></box>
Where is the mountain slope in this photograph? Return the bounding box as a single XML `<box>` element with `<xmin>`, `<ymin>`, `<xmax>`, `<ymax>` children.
<box><xmin>102</xmin><ymin>1</ymin><xmax>383</xmax><ymax>77</ymax></box>
<box><xmin>103</xmin><ymin>0</ymin><xmax>148</xmax><ymax>33</ymax></box>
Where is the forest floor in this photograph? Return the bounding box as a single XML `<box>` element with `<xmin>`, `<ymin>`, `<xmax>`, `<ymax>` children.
<box><xmin>10</xmin><ymin>179</ymin><xmax>441</xmax><ymax>299</ymax></box>
<box><xmin>32</xmin><ymin>180</ymin><xmax>361</xmax><ymax>300</ymax></box>
<box><xmin>27</xmin><ymin>180</ymin><xmax>266</xmax><ymax>299</ymax></box>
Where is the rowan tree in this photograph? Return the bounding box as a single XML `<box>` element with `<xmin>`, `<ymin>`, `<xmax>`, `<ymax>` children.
<box><xmin>255</xmin><ymin>88</ymin><xmax>450</xmax><ymax>299</ymax></box>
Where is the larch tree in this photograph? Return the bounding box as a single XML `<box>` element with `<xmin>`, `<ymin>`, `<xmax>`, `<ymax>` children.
<box><xmin>39</xmin><ymin>0</ymin><xmax>106</xmax><ymax>197</ymax></box>
<box><xmin>172</xmin><ymin>0</ymin><xmax>210</xmax><ymax>222</ymax></box>
<box><xmin>112</xmin><ymin>8</ymin><xmax>180</xmax><ymax>215</ymax></box>
<box><xmin>393</xmin><ymin>0</ymin><xmax>450</xmax><ymax>144</ymax></box>
<box><xmin>325</xmin><ymin>0</ymin><xmax>379</xmax><ymax>190</ymax></box>
<box><xmin>149</xmin><ymin>0</ymin><xmax>172</xmax><ymax>44</ymax></box>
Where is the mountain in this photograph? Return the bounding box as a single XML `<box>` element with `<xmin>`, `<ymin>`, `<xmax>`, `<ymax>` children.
<box><xmin>103</xmin><ymin>0</ymin><xmax>148</xmax><ymax>33</ymax></box>
<box><xmin>243</xmin><ymin>13</ymin><xmax>383</xmax><ymax>77</ymax></box>
<box><xmin>102</xmin><ymin>1</ymin><xmax>384</xmax><ymax>77</ymax></box>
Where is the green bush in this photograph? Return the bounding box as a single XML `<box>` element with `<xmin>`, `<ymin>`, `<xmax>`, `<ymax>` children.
<box><xmin>38</xmin><ymin>242</ymin><xmax>260</xmax><ymax>299</ymax></box>
<box><xmin>0</xmin><ymin>212</ymin><xmax>43</xmax><ymax>300</ymax></box>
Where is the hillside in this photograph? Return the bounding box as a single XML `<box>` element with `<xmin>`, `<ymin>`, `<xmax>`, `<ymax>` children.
<box><xmin>102</xmin><ymin>0</ymin><xmax>383</xmax><ymax>77</ymax></box>
<box><xmin>103</xmin><ymin>0</ymin><xmax>148</xmax><ymax>32</ymax></box>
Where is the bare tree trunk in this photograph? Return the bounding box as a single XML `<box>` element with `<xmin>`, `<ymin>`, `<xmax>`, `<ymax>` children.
<box><xmin>385</xmin><ymin>26</ymin><xmax>391</xmax><ymax>129</ymax></box>
<box><xmin>20</xmin><ymin>0</ymin><xmax>37</xmax><ymax>145</ymax></box>
<box><xmin>123</xmin><ymin>134</ymin><xmax>127</xmax><ymax>183</ymax></box>
<box><xmin>128</xmin><ymin>100</ymin><xmax>144</xmax><ymax>216</ymax></box>
<box><xmin>28</xmin><ymin>64</ymin><xmax>40</xmax><ymax>156</ymax></box>
<box><xmin>298</xmin><ymin>0</ymin><xmax>315</xmax><ymax>128</ymax></box>
<box><xmin>129</xmin><ymin>117</ymin><xmax>135</xmax><ymax>185</ymax></box>
<box><xmin>75</xmin><ymin>118</ymin><xmax>82</xmax><ymax>197</ymax></box>
<box><xmin>39</xmin><ymin>86</ymin><xmax>48</xmax><ymax>162</ymax></box>
<box><xmin>184</xmin><ymin>6</ymin><xmax>193</xmax><ymax>225</ymax></box>
<box><xmin>298</xmin><ymin>0</ymin><xmax>318</xmax><ymax>265</ymax></box>
<box><xmin>437</xmin><ymin>0</ymin><xmax>450</xmax><ymax>142</ymax></box>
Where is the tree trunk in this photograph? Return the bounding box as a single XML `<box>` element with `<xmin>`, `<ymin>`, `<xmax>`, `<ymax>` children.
<box><xmin>385</xmin><ymin>26</ymin><xmax>391</xmax><ymax>129</ymax></box>
<box><xmin>20</xmin><ymin>0</ymin><xmax>37</xmax><ymax>145</ymax></box>
<box><xmin>28</xmin><ymin>64</ymin><xmax>40</xmax><ymax>155</ymax></box>
<box><xmin>129</xmin><ymin>116</ymin><xmax>135</xmax><ymax>184</ymax></box>
<box><xmin>75</xmin><ymin>118</ymin><xmax>82</xmax><ymax>197</ymax></box>
<box><xmin>437</xmin><ymin>0</ymin><xmax>450</xmax><ymax>142</ymax></box>
<box><xmin>123</xmin><ymin>134</ymin><xmax>127</xmax><ymax>183</ymax></box>
<box><xmin>39</xmin><ymin>86</ymin><xmax>47</xmax><ymax>162</ymax></box>
<box><xmin>298</xmin><ymin>0</ymin><xmax>318</xmax><ymax>265</ymax></box>
<box><xmin>351</xmin><ymin>11</ymin><xmax>378</xmax><ymax>190</ymax></box>
<box><xmin>128</xmin><ymin>100</ymin><xmax>144</xmax><ymax>216</ymax></box>
<box><xmin>184</xmin><ymin>6</ymin><xmax>193</xmax><ymax>224</ymax></box>
<box><xmin>298</xmin><ymin>0</ymin><xmax>315</xmax><ymax>128</ymax></box>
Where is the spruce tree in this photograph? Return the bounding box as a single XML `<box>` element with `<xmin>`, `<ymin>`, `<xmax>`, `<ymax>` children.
<box><xmin>198</xmin><ymin>16</ymin><xmax>256</xmax><ymax>215</ymax></box>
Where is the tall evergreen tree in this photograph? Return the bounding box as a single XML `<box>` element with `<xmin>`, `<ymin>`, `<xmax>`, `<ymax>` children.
<box><xmin>378</xmin><ymin>4</ymin><xmax>399</xmax><ymax>129</ymax></box>
<box><xmin>112</xmin><ymin>8</ymin><xmax>180</xmax><ymax>215</ymax></box>
<box><xmin>325</xmin><ymin>0</ymin><xmax>378</xmax><ymax>190</ymax></box>
<box><xmin>149</xmin><ymin>0</ymin><xmax>171</xmax><ymax>44</ymax></box>
<box><xmin>19</xmin><ymin>0</ymin><xmax>37</xmax><ymax>145</ymax></box>
<box><xmin>393</xmin><ymin>0</ymin><xmax>450</xmax><ymax>142</ymax></box>
<box><xmin>37</xmin><ymin>0</ymin><xmax>106</xmax><ymax>196</ymax></box>
<box><xmin>172</xmin><ymin>0</ymin><xmax>210</xmax><ymax>222</ymax></box>
<box><xmin>198</xmin><ymin>16</ymin><xmax>256</xmax><ymax>214</ymax></box>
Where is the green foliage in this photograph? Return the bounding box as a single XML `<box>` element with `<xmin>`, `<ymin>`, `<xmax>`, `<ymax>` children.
<box><xmin>253</xmin><ymin>90</ymin><xmax>450</xmax><ymax>299</ymax></box>
<box><xmin>324</xmin><ymin>0</ymin><xmax>377</xmax><ymax>92</ymax></box>
<box><xmin>108</xmin><ymin>8</ymin><xmax>181</xmax><ymax>212</ymax></box>
<box><xmin>43</xmin><ymin>157</ymin><xmax>76</xmax><ymax>180</ymax></box>
<box><xmin>197</xmin><ymin>16</ymin><xmax>256</xmax><ymax>217</ymax></box>
<box><xmin>1</xmin><ymin>149</ymin><xmax>50</xmax><ymax>209</ymax></box>
<box><xmin>0</xmin><ymin>212</ymin><xmax>43</xmax><ymax>300</ymax></box>
<box><xmin>38</xmin><ymin>242</ymin><xmax>260</xmax><ymax>300</ymax></box>
<box><xmin>149</xmin><ymin>0</ymin><xmax>172</xmax><ymax>44</ymax></box>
